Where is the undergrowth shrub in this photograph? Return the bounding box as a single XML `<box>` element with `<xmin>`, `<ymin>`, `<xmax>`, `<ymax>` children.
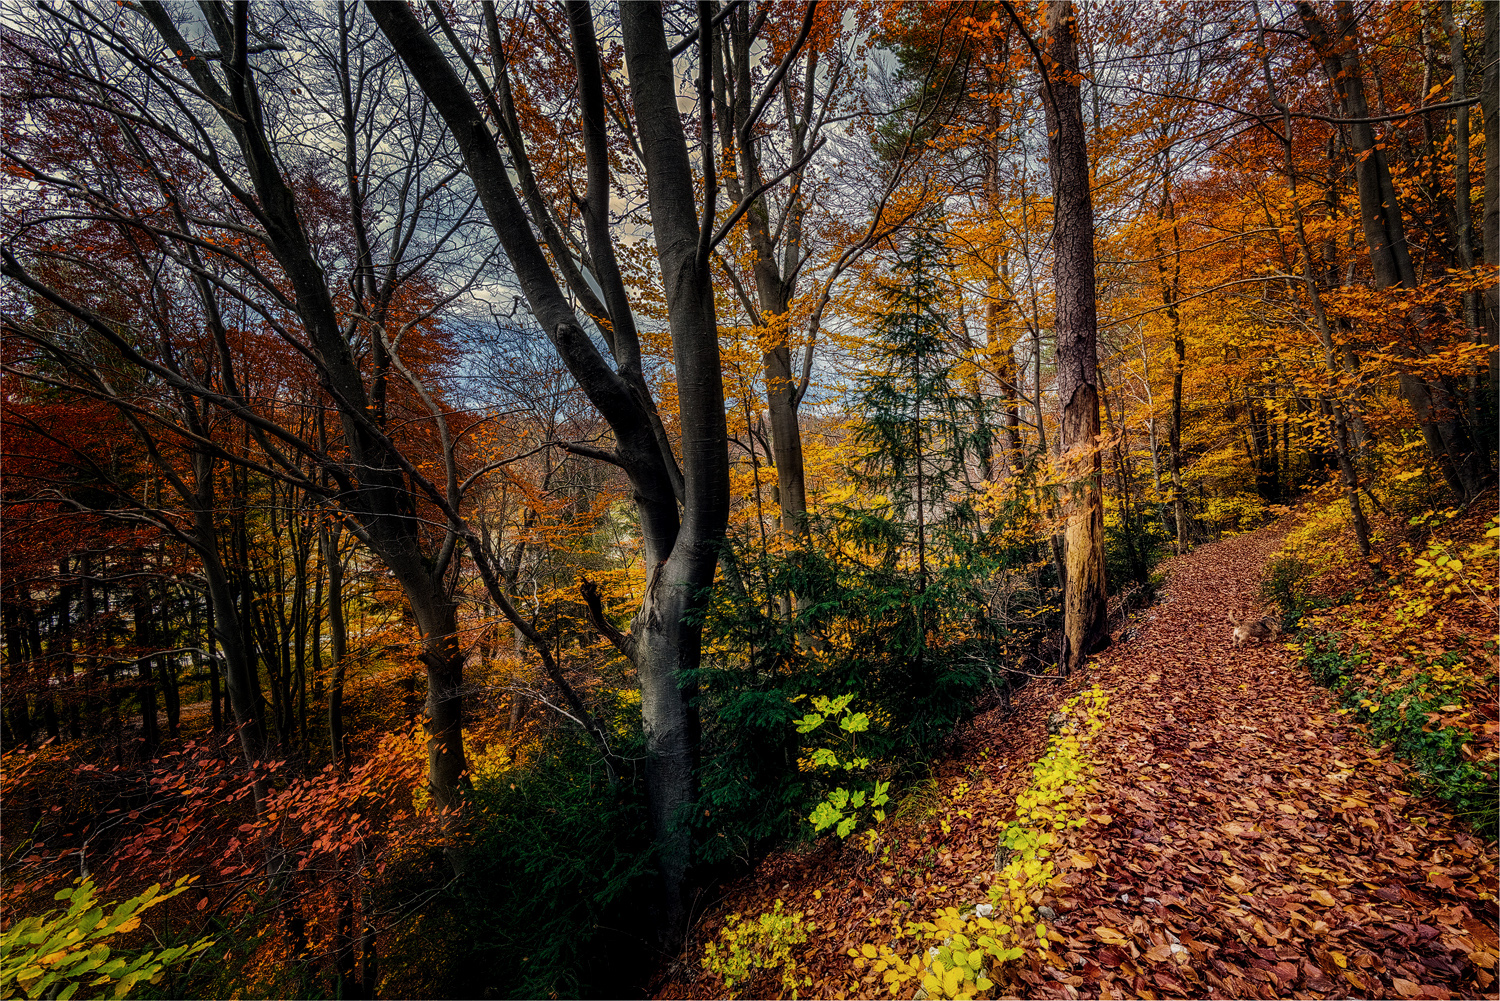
<box><xmin>1261</xmin><ymin>554</ymin><xmax>1314</xmax><ymax>622</ymax></box>
<box><xmin>792</xmin><ymin>694</ymin><xmax>890</xmax><ymax>838</ymax></box>
<box><xmin>1300</xmin><ymin>633</ymin><xmax>1497</xmax><ymax>838</ymax></box>
<box><xmin>1273</xmin><ymin>504</ymin><xmax>1497</xmax><ymax>840</ymax></box>
<box><xmin>377</xmin><ymin>723</ymin><xmax>653</xmax><ymax>1000</ymax></box>
<box><xmin>691</xmin><ymin>506</ymin><xmax>1056</xmax><ymax>866</ymax></box>
<box><xmin>700</xmin><ymin>900</ymin><xmax>813</xmax><ymax>999</ymax></box>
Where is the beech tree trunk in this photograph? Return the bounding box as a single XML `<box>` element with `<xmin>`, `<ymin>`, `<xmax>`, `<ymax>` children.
<box><xmin>719</xmin><ymin>7</ymin><xmax>813</xmax><ymax>536</ymax></box>
<box><xmin>372</xmin><ymin>0</ymin><xmax>730</xmax><ymax>944</ymax></box>
<box><xmin>1040</xmin><ymin>0</ymin><xmax>1108</xmax><ymax>673</ymax></box>
<box><xmin>618</xmin><ymin>2</ymin><xmax>731</xmax><ymax>940</ymax></box>
<box><xmin>188</xmin><ymin>455</ymin><xmax>268</xmax><ymax>772</ymax></box>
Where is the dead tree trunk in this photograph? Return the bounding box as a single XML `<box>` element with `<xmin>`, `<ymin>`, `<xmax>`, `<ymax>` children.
<box><xmin>1039</xmin><ymin>0</ymin><xmax>1108</xmax><ymax>673</ymax></box>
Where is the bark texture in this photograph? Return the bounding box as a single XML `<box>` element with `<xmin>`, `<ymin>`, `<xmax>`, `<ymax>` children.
<box><xmin>1040</xmin><ymin>0</ymin><xmax>1108</xmax><ymax>673</ymax></box>
<box><xmin>1298</xmin><ymin>0</ymin><xmax>1484</xmax><ymax>501</ymax></box>
<box><xmin>372</xmin><ymin>0</ymin><xmax>730</xmax><ymax>944</ymax></box>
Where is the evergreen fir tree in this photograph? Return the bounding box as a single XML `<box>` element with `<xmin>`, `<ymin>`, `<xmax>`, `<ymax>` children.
<box><xmin>850</xmin><ymin>224</ymin><xmax>991</xmax><ymax>677</ymax></box>
<box><xmin>853</xmin><ymin>224</ymin><xmax>989</xmax><ymax>584</ymax></box>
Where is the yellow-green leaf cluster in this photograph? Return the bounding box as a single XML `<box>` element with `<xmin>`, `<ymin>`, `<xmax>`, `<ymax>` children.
<box><xmin>1</xmin><ymin>877</ymin><xmax>214</xmax><ymax>1000</ymax></box>
<box><xmin>702</xmin><ymin>900</ymin><xmax>815</xmax><ymax>999</ymax></box>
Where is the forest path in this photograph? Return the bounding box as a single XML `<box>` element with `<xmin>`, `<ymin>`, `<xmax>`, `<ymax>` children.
<box><xmin>665</xmin><ymin>526</ymin><xmax>1498</xmax><ymax>1001</ymax></box>
<box><xmin>1028</xmin><ymin>527</ymin><xmax>1499</xmax><ymax>1000</ymax></box>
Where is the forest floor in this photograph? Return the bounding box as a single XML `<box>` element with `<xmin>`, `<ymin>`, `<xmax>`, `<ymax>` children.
<box><xmin>660</xmin><ymin>523</ymin><xmax>1500</xmax><ymax>1000</ymax></box>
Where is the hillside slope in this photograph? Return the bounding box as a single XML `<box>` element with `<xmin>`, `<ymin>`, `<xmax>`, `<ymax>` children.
<box><xmin>662</xmin><ymin>526</ymin><xmax>1499</xmax><ymax>1000</ymax></box>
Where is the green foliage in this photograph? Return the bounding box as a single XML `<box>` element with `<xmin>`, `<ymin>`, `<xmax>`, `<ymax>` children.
<box><xmin>377</xmin><ymin>723</ymin><xmax>654</xmax><ymax>1000</ymax></box>
<box><xmin>1298</xmin><ymin>633</ymin><xmax>1497</xmax><ymax>838</ymax></box>
<box><xmin>1</xmin><ymin>877</ymin><xmax>213</xmax><ymax>1001</ymax></box>
<box><xmin>793</xmin><ymin>694</ymin><xmax>891</xmax><ymax>838</ymax></box>
<box><xmin>1104</xmin><ymin>505</ymin><xmax>1171</xmax><ymax>587</ymax></box>
<box><xmin>1261</xmin><ymin>554</ymin><xmax>1316</xmax><ymax>623</ymax></box>
<box><xmin>852</xmin><ymin>224</ymin><xmax>988</xmax><ymax>521</ymax></box>
<box><xmin>701</xmin><ymin>900</ymin><xmax>814</xmax><ymax>998</ymax></box>
<box><xmin>692</xmin><ymin>520</ymin><xmax>1039</xmax><ymax>865</ymax></box>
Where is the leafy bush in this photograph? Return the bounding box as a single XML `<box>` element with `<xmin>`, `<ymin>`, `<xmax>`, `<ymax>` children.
<box><xmin>1298</xmin><ymin>633</ymin><xmax>1496</xmax><ymax>838</ymax></box>
<box><xmin>376</xmin><ymin>726</ymin><xmax>654</xmax><ymax>1000</ymax></box>
<box><xmin>1261</xmin><ymin>554</ymin><xmax>1313</xmax><ymax>619</ymax></box>
<box><xmin>793</xmin><ymin>694</ymin><xmax>890</xmax><ymax>838</ymax></box>
<box><xmin>1</xmin><ymin>877</ymin><xmax>213</xmax><ymax>1001</ymax></box>
<box><xmin>692</xmin><ymin>517</ymin><xmax>1045</xmax><ymax>865</ymax></box>
<box><xmin>701</xmin><ymin>900</ymin><xmax>813</xmax><ymax>998</ymax></box>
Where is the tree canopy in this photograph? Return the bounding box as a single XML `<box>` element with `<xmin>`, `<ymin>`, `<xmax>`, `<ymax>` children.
<box><xmin>1</xmin><ymin>1</ymin><xmax>1494</xmax><ymax>998</ymax></box>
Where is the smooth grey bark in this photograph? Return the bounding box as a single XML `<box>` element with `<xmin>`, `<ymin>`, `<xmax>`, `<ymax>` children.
<box><xmin>620</xmin><ymin>4</ymin><xmax>731</xmax><ymax>937</ymax></box>
<box><xmin>370</xmin><ymin>0</ymin><xmax>730</xmax><ymax>943</ymax></box>
<box><xmin>715</xmin><ymin>4</ymin><xmax>819</xmax><ymax>536</ymax></box>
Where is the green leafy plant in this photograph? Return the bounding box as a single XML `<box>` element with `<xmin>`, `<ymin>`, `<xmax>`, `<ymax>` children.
<box><xmin>849</xmin><ymin>685</ymin><xmax>1111</xmax><ymax>999</ymax></box>
<box><xmin>1</xmin><ymin>877</ymin><xmax>213</xmax><ymax>1001</ymax></box>
<box><xmin>701</xmin><ymin>900</ymin><xmax>814</xmax><ymax>998</ymax></box>
<box><xmin>1299</xmin><ymin>633</ymin><xmax>1497</xmax><ymax>838</ymax></box>
<box><xmin>1260</xmin><ymin>554</ymin><xmax>1313</xmax><ymax>620</ymax></box>
<box><xmin>794</xmin><ymin>694</ymin><xmax>890</xmax><ymax>838</ymax></box>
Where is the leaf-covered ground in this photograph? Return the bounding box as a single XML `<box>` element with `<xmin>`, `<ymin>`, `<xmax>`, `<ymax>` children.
<box><xmin>659</xmin><ymin>526</ymin><xmax>1499</xmax><ymax>1000</ymax></box>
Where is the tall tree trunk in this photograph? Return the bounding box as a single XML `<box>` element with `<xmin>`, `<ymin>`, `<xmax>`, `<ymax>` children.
<box><xmin>989</xmin><ymin>293</ymin><xmax>1022</xmax><ymax>472</ymax></box>
<box><xmin>55</xmin><ymin>560</ymin><xmax>79</xmax><ymax>740</ymax></box>
<box><xmin>618</xmin><ymin>1</ymin><xmax>730</xmax><ymax>941</ymax></box>
<box><xmin>205</xmin><ymin>595</ymin><xmax>222</xmax><ymax>733</ymax></box>
<box><xmin>1481</xmin><ymin>3</ymin><xmax>1500</xmax><ymax>425</ymax></box>
<box><xmin>413</xmin><ymin>594</ymin><xmax>467</xmax><ymax>812</ymax></box>
<box><xmin>133</xmin><ymin>587</ymin><xmax>160</xmax><ymax>756</ymax></box>
<box><xmin>159</xmin><ymin>596</ymin><xmax>180</xmax><ymax>741</ymax></box>
<box><xmin>1442</xmin><ymin>2</ymin><xmax>1491</xmax><ymax>475</ymax></box>
<box><xmin>1299</xmin><ymin>0</ymin><xmax>1483</xmax><ymax>500</ymax></box>
<box><xmin>192</xmin><ymin>459</ymin><xmax>268</xmax><ymax>783</ymax></box>
<box><xmin>1040</xmin><ymin>0</ymin><xmax>1108</xmax><ymax>673</ymax></box>
<box><xmin>36</xmin><ymin>593</ymin><xmax>59</xmax><ymax>742</ymax></box>
<box><xmin>373</xmin><ymin>0</ymin><xmax>731</xmax><ymax>944</ymax></box>
<box><xmin>1155</xmin><ymin>162</ymin><xmax>1190</xmax><ymax>552</ymax></box>
<box><xmin>721</xmin><ymin>7</ymin><xmax>811</xmax><ymax>537</ymax></box>
<box><xmin>4</xmin><ymin>602</ymin><xmax>34</xmax><ymax>748</ymax></box>
<box><xmin>323</xmin><ymin>519</ymin><xmax>349</xmax><ymax>774</ymax></box>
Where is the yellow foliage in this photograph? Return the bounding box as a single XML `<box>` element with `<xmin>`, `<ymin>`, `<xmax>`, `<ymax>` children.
<box><xmin>846</xmin><ymin>686</ymin><xmax>1110</xmax><ymax>999</ymax></box>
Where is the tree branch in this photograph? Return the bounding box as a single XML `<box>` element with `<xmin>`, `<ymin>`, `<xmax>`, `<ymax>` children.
<box><xmin>580</xmin><ymin>579</ymin><xmax>638</xmax><ymax>663</ymax></box>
